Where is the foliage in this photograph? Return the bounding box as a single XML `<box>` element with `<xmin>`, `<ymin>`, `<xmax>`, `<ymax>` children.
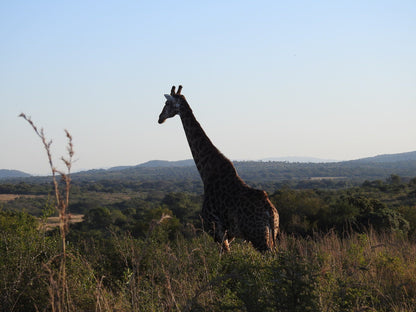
<box><xmin>215</xmin><ymin>239</ymin><xmax>320</xmax><ymax>312</ymax></box>
<box><xmin>2</xmin><ymin>207</ymin><xmax>416</xmax><ymax>311</ymax></box>
<box><xmin>269</xmin><ymin>178</ymin><xmax>414</xmax><ymax>236</ymax></box>
<box><xmin>0</xmin><ymin>211</ymin><xmax>55</xmax><ymax>311</ymax></box>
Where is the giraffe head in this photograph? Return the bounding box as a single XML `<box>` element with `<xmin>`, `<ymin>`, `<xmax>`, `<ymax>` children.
<box><xmin>158</xmin><ymin>85</ymin><xmax>186</xmax><ymax>124</ymax></box>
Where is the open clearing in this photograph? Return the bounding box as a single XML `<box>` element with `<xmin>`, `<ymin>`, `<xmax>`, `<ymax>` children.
<box><xmin>0</xmin><ymin>194</ymin><xmax>44</xmax><ymax>202</ymax></box>
<box><xmin>41</xmin><ymin>214</ymin><xmax>84</xmax><ymax>230</ymax></box>
<box><xmin>309</xmin><ymin>176</ymin><xmax>346</xmax><ymax>180</ymax></box>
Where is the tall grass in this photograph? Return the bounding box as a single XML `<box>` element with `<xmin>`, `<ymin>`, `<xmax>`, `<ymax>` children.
<box><xmin>105</xmin><ymin>230</ymin><xmax>416</xmax><ymax>311</ymax></box>
<box><xmin>314</xmin><ymin>230</ymin><xmax>416</xmax><ymax>311</ymax></box>
<box><xmin>19</xmin><ymin>114</ymin><xmax>74</xmax><ymax>311</ymax></box>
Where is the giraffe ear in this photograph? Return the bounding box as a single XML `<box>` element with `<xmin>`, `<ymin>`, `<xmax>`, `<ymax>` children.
<box><xmin>164</xmin><ymin>94</ymin><xmax>175</xmax><ymax>102</ymax></box>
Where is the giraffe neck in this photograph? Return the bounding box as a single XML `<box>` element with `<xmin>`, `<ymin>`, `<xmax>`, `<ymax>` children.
<box><xmin>179</xmin><ymin>101</ymin><xmax>238</xmax><ymax>185</ymax></box>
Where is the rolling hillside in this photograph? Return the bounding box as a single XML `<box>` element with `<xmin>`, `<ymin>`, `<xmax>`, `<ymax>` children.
<box><xmin>61</xmin><ymin>151</ymin><xmax>416</xmax><ymax>187</ymax></box>
<box><xmin>3</xmin><ymin>151</ymin><xmax>416</xmax><ymax>185</ymax></box>
<box><xmin>0</xmin><ymin>169</ymin><xmax>31</xmax><ymax>180</ymax></box>
<box><xmin>349</xmin><ymin>151</ymin><xmax>416</xmax><ymax>163</ymax></box>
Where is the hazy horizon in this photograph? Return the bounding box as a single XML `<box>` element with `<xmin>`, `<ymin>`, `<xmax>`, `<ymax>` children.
<box><xmin>7</xmin><ymin>151</ymin><xmax>416</xmax><ymax>176</ymax></box>
<box><xmin>2</xmin><ymin>155</ymin><xmax>342</xmax><ymax>176</ymax></box>
<box><xmin>1</xmin><ymin>1</ymin><xmax>415</xmax><ymax>175</ymax></box>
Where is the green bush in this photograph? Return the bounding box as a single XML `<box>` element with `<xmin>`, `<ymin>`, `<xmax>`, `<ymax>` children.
<box><xmin>213</xmin><ymin>238</ymin><xmax>320</xmax><ymax>312</ymax></box>
<box><xmin>0</xmin><ymin>211</ymin><xmax>55</xmax><ymax>311</ymax></box>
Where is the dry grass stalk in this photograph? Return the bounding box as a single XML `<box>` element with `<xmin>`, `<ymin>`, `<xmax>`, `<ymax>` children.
<box><xmin>20</xmin><ymin>113</ymin><xmax>74</xmax><ymax>312</ymax></box>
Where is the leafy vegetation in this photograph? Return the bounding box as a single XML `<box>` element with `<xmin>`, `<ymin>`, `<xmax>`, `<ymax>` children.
<box><xmin>3</xmin><ymin>174</ymin><xmax>416</xmax><ymax>236</ymax></box>
<box><xmin>2</xmin><ymin>173</ymin><xmax>416</xmax><ymax>311</ymax></box>
<box><xmin>1</xmin><ymin>209</ymin><xmax>416</xmax><ymax>311</ymax></box>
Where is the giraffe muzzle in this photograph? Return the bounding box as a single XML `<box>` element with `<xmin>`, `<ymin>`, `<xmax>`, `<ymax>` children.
<box><xmin>158</xmin><ymin>115</ymin><xmax>166</xmax><ymax>124</ymax></box>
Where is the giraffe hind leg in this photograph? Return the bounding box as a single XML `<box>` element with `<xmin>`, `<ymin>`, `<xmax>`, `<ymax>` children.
<box><xmin>222</xmin><ymin>239</ymin><xmax>230</xmax><ymax>252</ymax></box>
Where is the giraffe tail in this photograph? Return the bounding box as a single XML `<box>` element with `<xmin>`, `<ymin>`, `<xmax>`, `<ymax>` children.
<box><xmin>265</xmin><ymin>194</ymin><xmax>279</xmax><ymax>250</ymax></box>
<box><xmin>268</xmin><ymin>223</ymin><xmax>277</xmax><ymax>250</ymax></box>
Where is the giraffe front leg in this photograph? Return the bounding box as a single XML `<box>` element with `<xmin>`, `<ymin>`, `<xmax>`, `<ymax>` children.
<box><xmin>202</xmin><ymin>197</ymin><xmax>230</xmax><ymax>251</ymax></box>
<box><xmin>207</xmin><ymin>218</ymin><xmax>230</xmax><ymax>252</ymax></box>
<box><xmin>222</xmin><ymin>238</ymin><xmax>230</xmax><ymax>252</ymax></box>
<box><xmin>216</xmin><ymin>227</ymin><xmax>231</xmax><ymax>252</ymax></box>
<box><xmin>213</xmin><ymin>223</ymin><xmax>230</xmax><ymax>252</ymax></box>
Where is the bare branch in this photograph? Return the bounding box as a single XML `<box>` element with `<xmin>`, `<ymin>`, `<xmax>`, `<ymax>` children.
<box><xmin>20</xmin><ymin>113</ymin><xmax>75</xmax><ymax>310</ymax></box>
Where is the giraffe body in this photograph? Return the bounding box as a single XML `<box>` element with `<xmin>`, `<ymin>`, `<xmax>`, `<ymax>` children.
<box><xmin>159</xmin><ymin>86</ymin><xmax>279</xmax><ymax>251</ymax></box>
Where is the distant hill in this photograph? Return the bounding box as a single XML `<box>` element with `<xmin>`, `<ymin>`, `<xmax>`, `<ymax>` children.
<box><xmin>136</xmin><ymin>159</ymin><xmax>195</xmax><ymax>168</ymax></box>
<box><xmin>0</xmin><ymin>169</ymin><xmax>31</xmax><ymax>180</ymax></box>
<box><xmin>5</xmin><ymin>151</ymin><xmax>416</xmax><ymax>187</ymax></box>
<box><xmin>131</xmin><ymin>151</ymin><xmax>416</xmax><ymax>167</ymax></box>
<box><xmin>78</xmin><ymin>151</ymin><xmax>416</xmax><ymax>176</ymax></box>
<box><xmin>349</xmin><ymin>151</ymin><xmax>416</xmax><ymax>163</ymax></box>
<box><xmin>105</xmin><ymin>160</ymin><xmax>194</xmax><ymax>172</ymax></box>
<box><xmin>260</xmin><ymin>156</ymin><xmax>338</xmax><ymax>163</ymax></box>
<box><xmin>66</xmin><ymin>150</ymin><xmax>416</xmax><ymax>184</ymax></box>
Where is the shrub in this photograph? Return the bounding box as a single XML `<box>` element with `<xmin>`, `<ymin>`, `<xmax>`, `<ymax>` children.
<box><xmin>0</xmin><ymin>211</ymin><xmax>54</xmax><ymax>311</ymax></box>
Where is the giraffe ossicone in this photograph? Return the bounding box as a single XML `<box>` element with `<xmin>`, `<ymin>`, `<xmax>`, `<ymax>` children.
<box><xmin>158</xmin><ymin>85</ymin><xmax>279</xmax><ymax>252</ymax></box>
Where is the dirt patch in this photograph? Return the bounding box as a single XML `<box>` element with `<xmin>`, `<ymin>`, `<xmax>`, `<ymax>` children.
<box><xmin>0</xmin><ymin>194</ymin><xmax>44</xmax><ymax>202</ymax></box>
<box><xmin>0</xmin><ymin>194</ymin><xmax>19</xmax><ymax>201</ymax></box>
<box><xmin>41</xmin><ymin>214</ymin><xmax>84</xmax><ymax>230</ymax></box>
<box><xmin>309</xmin><ymin>177</ymin><xmax>346</xmax><ymax>181</ymax></box>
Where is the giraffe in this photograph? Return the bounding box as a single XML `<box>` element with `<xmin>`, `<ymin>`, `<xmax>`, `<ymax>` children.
<box><xmin>158</xmin><ymin>85</ymin><xmax>279</xmax><ymax>252</ymax></box>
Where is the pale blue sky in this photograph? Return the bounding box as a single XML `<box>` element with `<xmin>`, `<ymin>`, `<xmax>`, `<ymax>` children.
<box><xmin>1</xmin><ymin>1</ymin><xmax>415</xmax><ymax>175</ymax></box>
